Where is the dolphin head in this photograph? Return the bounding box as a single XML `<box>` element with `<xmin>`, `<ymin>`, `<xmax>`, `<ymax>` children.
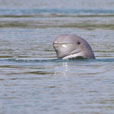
<box><xmin>53</xmin><ymin>34</ymin><xmax>95</xmax><ymax>59</ymax></box>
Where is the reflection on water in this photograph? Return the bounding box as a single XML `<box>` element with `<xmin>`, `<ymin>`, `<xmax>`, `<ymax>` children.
<box><xmin>0</xmin><ymin>58</ymin><xmax>114</xmax><ymax>114</ymax></box>
<box><xmin>0</xmin><ymin>0</ymin><xmax>114</xmax><ymax>114</ymax></box>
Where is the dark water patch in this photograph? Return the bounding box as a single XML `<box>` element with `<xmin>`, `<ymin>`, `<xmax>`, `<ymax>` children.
<box><xmin>0</xmin><ymin>20</ymin><xmax>114</xmax><ymax>29</ymax></box>
<box><xmin>0</xmin><ymin>58</ymin><xmax>114</xmax><ymax>64</ymax></box>
<box><xmin>0</xmin><ymin>21</ymin><xmax>32</xmax><ymax>28</ymax></box>
<box><xmin>0</xmin><ymin>58</ymin><xmax>65</xmax><ymax>64</ymax></box>
<box><xmin>54</xmin><ymin>23</ymin><xmax>114</xmax><ymax>30</ymax></box>
<box><xmin>1</xmin><ymin>9</ymin><xmax>114</xmax><ymax>16</ymax></box>
<box><xmin>77</xmin><ymin>14</ymin><xmax>114</xmax><ymax>17</ymax></box>
<box><xmin>0</xmin><ymin>15</ymin><xmax>34</xmax><ymax>18</ymax></box>
<box><xmin>1</xmin><ymin>14</ymin><xmax>114</xmax><ymax>18</ymax></box>
<box><xmin>95</xmin><ymin>58</ymin><xmax>114</xmax><ymax>62</ymax></box>
<box><xmin>5</xmin><ymin>70</ymin><xmax>53</xmax><ymax>76</ymax></box>
<box><xmin>25</xmin><ymin>71</ymin><xmax>53</xmax><ymax>75</ymax></box>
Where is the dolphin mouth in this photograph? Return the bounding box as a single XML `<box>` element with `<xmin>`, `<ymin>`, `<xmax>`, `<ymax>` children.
<box><xmin>53</xmin><ymin>43</ymin><xmax>76</xmax><ymax>49</ymax></box>
<box><xmin>62</xmin><ymin>48</ymin><xmax>85</xmax><ymax>60</ymax></box>
<box><xmin>53</xmin><ymin>43</ymin><xmax>71</xmax><ymax>46</ymax></box>
<box><xmin>63</xmin><ymin>52</ymin><xmax>84</xmax><ymax>59</ymax></box>
<box><xmin>53</xmin><ymin>43</ymin><xmax>59</xmax><ymax>47</ymax></box>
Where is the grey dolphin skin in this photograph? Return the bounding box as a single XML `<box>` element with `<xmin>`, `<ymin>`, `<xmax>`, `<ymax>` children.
<box><xmin>53</xmin><ymin>34</ymin><xmax>95</xmax><ymax>59</ymax></box>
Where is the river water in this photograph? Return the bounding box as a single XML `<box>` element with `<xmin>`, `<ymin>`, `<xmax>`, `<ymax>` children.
<box><xmin>0</xmin><ymin>0</ymin><xmax>114</xmax><ymax>114</ymax></box>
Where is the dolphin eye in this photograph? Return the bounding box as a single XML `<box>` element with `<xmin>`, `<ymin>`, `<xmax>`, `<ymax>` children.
<box><xmin>77</xmin><ymin>41</ymin><xmax>81</xmax><ymax>45</ymax></box>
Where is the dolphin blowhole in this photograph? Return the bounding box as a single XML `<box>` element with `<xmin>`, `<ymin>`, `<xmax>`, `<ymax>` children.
<box><xmin>53</xmin><ymin>34</ymin><xmax>95</xmax><ymax>59</ymax></box>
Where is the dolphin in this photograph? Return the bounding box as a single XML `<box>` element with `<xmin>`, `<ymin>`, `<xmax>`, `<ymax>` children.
<box><xmin>53</xmin><ymin>34</ymin><xmax>95</xmax><ymax>59</ymax></box>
